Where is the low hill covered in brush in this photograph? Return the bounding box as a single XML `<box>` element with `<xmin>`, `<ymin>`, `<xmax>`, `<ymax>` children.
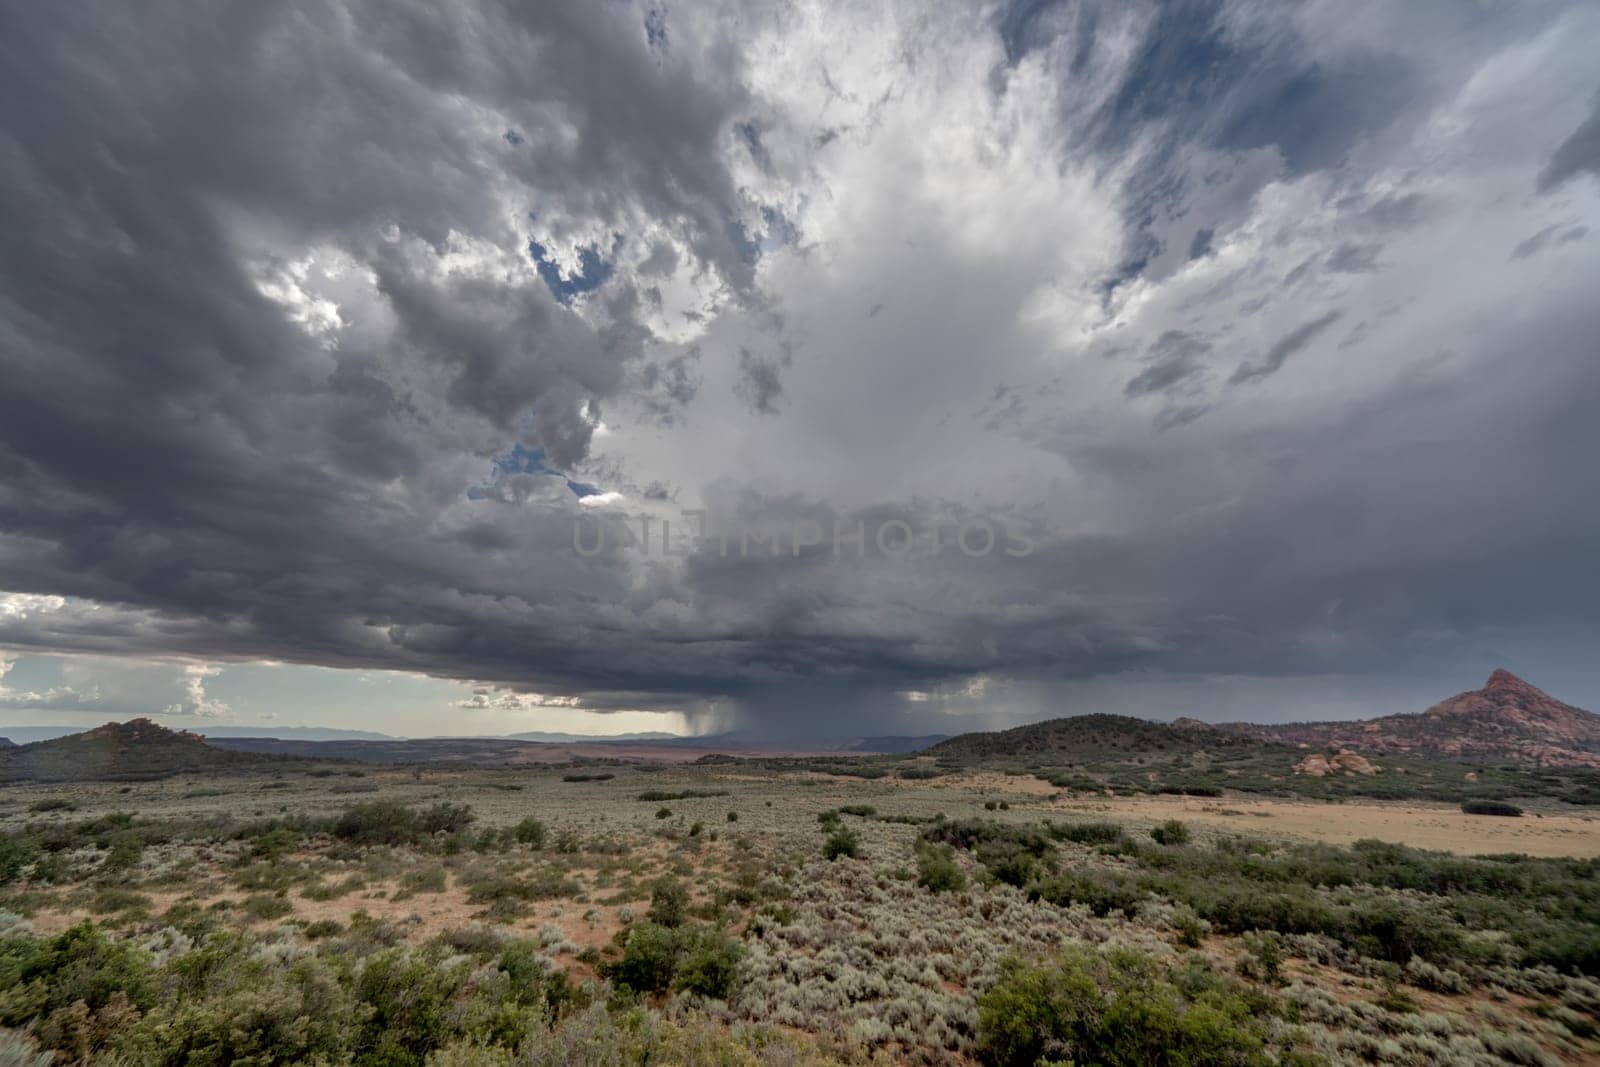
<box><xmin>0</xmin><ymin>718</ymin><xmax>271</xmax><ymax>782</ymax></box>
<box><xmin>928</xmin><ymin>713</ymin><xmax>1256</xmax><ymax>761</ymax></box>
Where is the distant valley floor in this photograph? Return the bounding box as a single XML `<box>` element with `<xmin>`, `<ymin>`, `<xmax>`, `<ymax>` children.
<box><xmin>905</xmin><ymin>771</ymin><xmax>1600</xmax><ymax>857</ymax></box>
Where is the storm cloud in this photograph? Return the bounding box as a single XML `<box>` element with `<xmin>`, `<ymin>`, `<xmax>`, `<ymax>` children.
<box><xmin>2</xmin><ymin>0</ymin><xmax>1598</xmax><ymax>734</ymax></box>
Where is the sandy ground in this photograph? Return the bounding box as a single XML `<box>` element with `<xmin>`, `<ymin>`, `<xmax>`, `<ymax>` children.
<box><xmin>875</xmin><ymin>770</ymin><xmax>1600</xmax><ymax>857</ymax></box>
<box><xmin>1048</xmin><ymin>793</ymin><xmax>1600</xmax><ymax>858</ymax></box>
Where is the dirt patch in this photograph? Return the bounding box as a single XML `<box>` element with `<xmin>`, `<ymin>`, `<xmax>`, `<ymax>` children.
<box><xmin>1053</xmin><ymin>793</ymin><xmax>1600</xmax><ymax>857</ymax></box>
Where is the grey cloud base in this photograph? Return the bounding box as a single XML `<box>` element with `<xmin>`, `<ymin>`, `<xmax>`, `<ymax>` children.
<box><xmin>2</xmin><ymin>0</ymin><xmax>1599</xmax><ymax>733</ymax></box>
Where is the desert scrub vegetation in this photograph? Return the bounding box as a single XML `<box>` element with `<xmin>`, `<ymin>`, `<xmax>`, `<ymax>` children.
<box><xmin>636</xmin><ymin>789</ymin><xmax>731</xmax><ymax>802</ymax></box>
<box><xmin>736</xmin><ymin>854</ymin><xmax>1167</xmax><ymax>1055</ymax></box>
<box><xmin>330</xmin><ymin>801</ymin><xmax>475</xmax><ymax>845</ymax></box>
<box><xmin>822</xmin><ymin>825</ymin><xmax>861</xmax><ymax>861</ymax></box>
<box><xmin>976</xmin><ymin>946</ymin><xmax>1305</xmax><ymax>1066</ymax></box>
<box><xmin>914</xmin><ymin>841</ymin><xmax>966</xmax><ymax>893</ymax></box>
<box><xmin>604</xmin><ymin>922</ymin><xmax>744</xmax><ymax>999</ymax></box>
<box><xmin>1462</xmin><ymin>799</ymin><xmax>1524</xmax><ymax>817</ymax></box>
<box><xmin>921</xmin><ymin>816</ymin><xmax>1600</xmax><ymax>977</ymax></box>
<box><xmin>0</xmin><ymin>772</ymin><xmax>1596</xmax><ymax>1065</ymax></box>
<box><xmin>0</xmin><ymin>916</ymin><xmax>793</xmax><ymax>1065</ymax></box>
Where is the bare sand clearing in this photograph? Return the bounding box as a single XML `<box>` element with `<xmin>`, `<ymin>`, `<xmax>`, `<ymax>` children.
<box><xmin>918</xmin><ymin>771</ymin><xmax>1600</xmax><ymax>857</ymax></box>
<box><xmin>1050</xmin><ymin>793</ymin><xmax>1600</xmax><ymax>858</ymax></box>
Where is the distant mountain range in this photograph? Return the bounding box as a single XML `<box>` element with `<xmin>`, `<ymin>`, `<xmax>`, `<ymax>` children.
<box><xmin>0</xmin><ymin>724</ymin><xmax>396</xmax><ymax>745</ymax></box>
<box><xmin>1208</xmin><ymin>669</ymin><xmax>1600</xmax><ymax>768</ymax></box>
<box><xmin>0</xmin><ymin>723</ymin><xmax>942</xmax><ymax>753</ymax></box>
<box><xmin>205</xmin><ymin>731</ymin><xmax>945</xmax><ymax>764</ymax></box>
<box><xmin>506</xmin><ymin>729</ymin><xmax>681</xmax><ymax>744</ymax></box>
<box><xmin>5</xmin><ymin>670</ymin><xmax>1590</xmax><ymax>782</ymax></box>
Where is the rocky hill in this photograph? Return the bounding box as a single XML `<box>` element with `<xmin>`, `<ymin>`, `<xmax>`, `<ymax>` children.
<box><xmin>1215</xmin><ymin>670</ymin><xmax>1600</xmax><ymax>768</ymax></box>
<box><xmin>0</xmin><ymin>718</ymin><xmax>267</xmax><ymax>782</ymax></box>
<box><xmin>927</xmin><ymin>712</ymin><xmax>1261</xmax><ymax>760</ymax></box>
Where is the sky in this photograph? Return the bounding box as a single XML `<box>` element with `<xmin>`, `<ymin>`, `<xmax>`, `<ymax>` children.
<box><xmin>1</xmin><ymin>1</ymin><xmax>1598</xmax><ymax>739</ymax></box>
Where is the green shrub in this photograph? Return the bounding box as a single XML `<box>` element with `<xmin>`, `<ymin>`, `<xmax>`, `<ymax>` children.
<box><xmin>647</xmin><ymin>877</ymin><xmax>690</xmax><ymax>928</ymax></box>
<box><xmin>914</xmin><ymin>842</ymin><xmax>966</xmax><ymax>893</ymax></box>
<box><xmin>512</xmin><ymin>817</ymin><xmax>547</xmax><ymax>849</ymax></box>
<box><xmin>417</xmin><ymin>803</ymin><xmax>475</xmax><ymax>836</ymax></box>
<box><xmin>113</xmin><ymin>949</ymin><xmax>354</xmax><ymax>1065</ymax></box>
<box><xmin>0</xmin><ymin>834</ymin><xmax>34</xmax><ymax>885</ymax></box>
<box><xmin>1375</xmin><ymin>980</ymin><xmax>1421</xmax><ymax>1014</ymax></box>
<box><xmin>1046</xmin><ymin>820</ymin><xmax>1125</xmax><ymax>846</ymax></box>
<box><xmin>464</xmin><ymin>871</ymin><xmax>580</xmax><ymax>906</ymax></box>
<box><xmin>1461</xmin><ymin>799</ymin><xmax>1523</xmax><ymax>817</ymax></box>
<box><xmin>672</xmin><ymin>928</ymin><xmax>743</xmax><ymax>1000</ymax></box>
<box><xmin>562</xmin><ymin>772</ymin><xmax>615</xmax><ymax>782</ymax></box>
<box><xmin>1239</xmin><ymin>931</ymin><xmax>1284</xmax><ymax>983</ymax></box>
<box><xmin>355</xmin><ymin>946</ymin><xmax>472</xmax><ymax>1064</ymax></box>
<box><xmin>101</xmin><ymin>833</ymin><xmax>145</xmax><ymax>873</ymax></box>
<box><xmin>249</xmin><ymin>827</ymin><xmax>301</xmax><ymax>861</ymax></box>
<box><xmin>1150</xmin><ymin>819</ymin><xmax>1191</xmax><ymax>846</ymax></box>
<box><xmin>636</xmin><ymin>790</ymin><xmax>730</xmax><ymax>802</ymax></box>
<box><xmin>242</xmin><ymin>893</ymin><xmax>295</xmax><ymax>921</ymax></box>
<box><xmin>823</xmin><ymin>826</ymin><xmax>861</xmax><ymax>861</ymax></box>
<box><xmin>1028</xmin><ymin>872</ymin><xmax>1143</xmax><ymax>917</ymax></box>
<box><xmin>331</xmin><ymin>802</ymin><xmax>418</xmax><ymax>846</ymax></box>
<box><xmin>976</xmin><ymin>947</ymin><xmax>1278</xmax><ymax>1067</ymax></box>
<box><xmin>0</xmin><ymin>922</ymin><xmax>157</xmax><ymax>1031</ymax></box>
<box><xmin>605</xmin><ymin>923</ymin><xmax>681</xmax><ymax>994</ymax></box>
<box><xmin>921</xmin><ymin>819</ymin><xmax>1053</xmax><ymax>886</ymax></box>
<box><xmin>30</xmin><ymin>851</ymin><xmax>71</xmax><ymax>885</ymax></box>
<box><xmin>399</xmin><ymin>866</ymin><xmax>448</xmax><ymax>895</ymax></box>
<box><xmin>1171</xmin><ymin>905</ymin><xmax>1209</xmax><ymax>948</ymax></box>
<box><xmin>603</xmin><ymin>923</ymin><xmax>742</xmax><ymax>1000</ymax></box>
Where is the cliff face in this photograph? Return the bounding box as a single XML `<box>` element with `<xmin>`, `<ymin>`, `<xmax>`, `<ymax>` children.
<box><xmin>1218</xmin><ymin>671</ymin><xmax>1600</xmax><ymax>768</ymax></box>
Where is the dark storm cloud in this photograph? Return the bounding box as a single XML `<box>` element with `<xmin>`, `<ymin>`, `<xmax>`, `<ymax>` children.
<box><xmin>1229</xmin><ymin>311</ymin><xmax>1343</xmax><ymax>385</ymax></box>
<box><xmin>2</xmin><ymin>0</ymin><xmax>1599</xmax><ymax>733</ymax></box>
<box><xmin>1124</xmin><ymin>331</ymin><xmax>1209</xmax><ymax>397</ymax></box>
<box><xmin>1326</xmin><ymin>243</ymin><xmax>1383</xmax><ymax>275</ymax></box>
<box><xmin>1509</xmin><ymin>224</ymin><xmax>1589</xmax><ymax>262</ymax></box>
<box><xmin>734</xmin><ymin>348</ymin><xmax>787</xmax><ymax>415</ymax></box>
<box><xmin>1538</xmin><ymin>90</ymin><xmax>1600</xmax><ymax>192</ymax></box>
<box><xmin>0</xmin><ymin>0</ymin><xmax>758</xmax><ymax>693</ymax></box>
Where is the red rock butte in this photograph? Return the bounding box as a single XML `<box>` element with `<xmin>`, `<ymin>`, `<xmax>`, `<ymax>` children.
<box><xmin>1217</xmin><ymin>669</ymin><xmax>1600</xmax><ymax>768</ymax></box>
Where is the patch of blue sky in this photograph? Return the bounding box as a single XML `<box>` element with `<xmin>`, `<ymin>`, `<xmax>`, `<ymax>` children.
<box><xmin>468</xmin><ymin>442</ymin><xmax>604</xmax><ymax>500</ymax></box>
<box><xmin>528</xmin><ymin>235</ymin><xmax>620</xmax><ymax>304</ymax></box>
